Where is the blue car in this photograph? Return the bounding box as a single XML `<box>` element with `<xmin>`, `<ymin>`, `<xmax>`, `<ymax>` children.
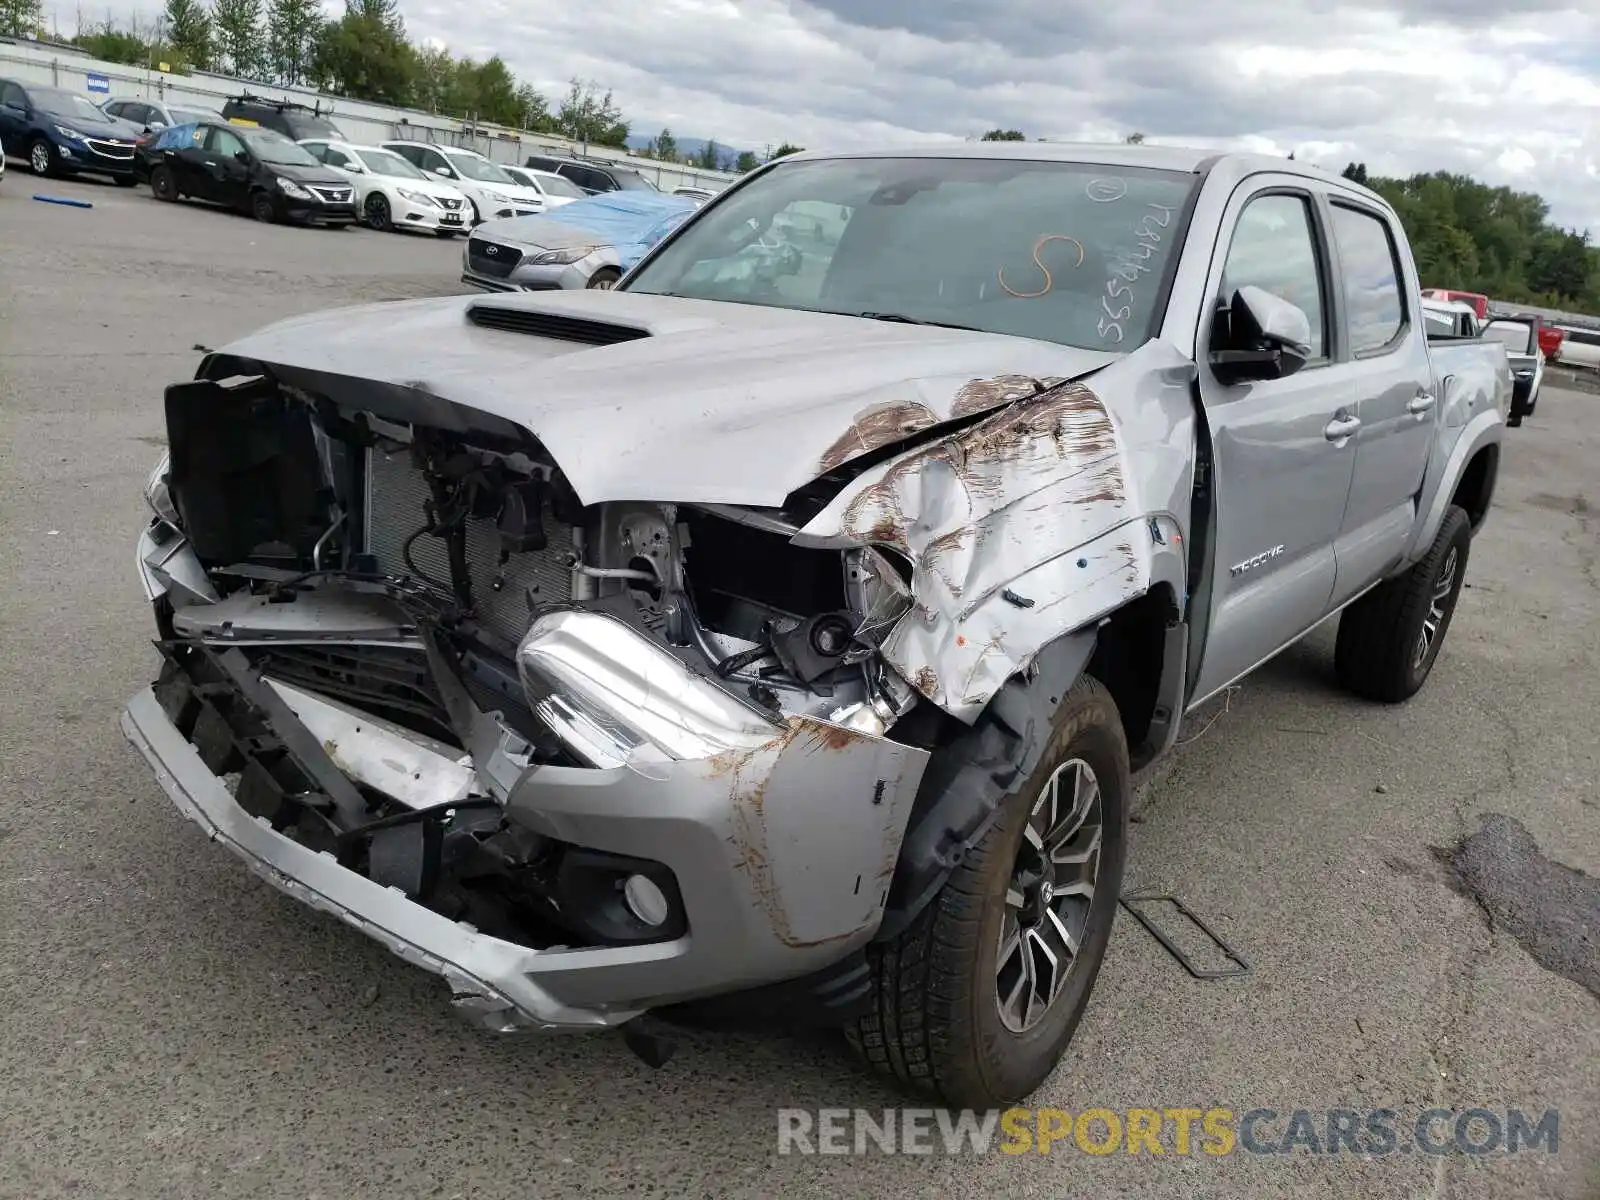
<box><xmin>0</xmin><ymin>78</ymin><xmax>144</xmax><ymax>183</ymax></box>
<box><xmin>462</xmin><ymin>190</ymin><xmax>697</xmax><ymax>292</ymax></box>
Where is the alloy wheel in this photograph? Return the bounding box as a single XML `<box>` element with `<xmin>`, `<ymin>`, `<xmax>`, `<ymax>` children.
<box><xmin>995</xmin><ymin>757</ymin><xmax>1103</xmax><ymax>1033</ymax></box>
<box><xmin>30</xmin><ymin>141</ymin><xmax>51</xmax><ymax>174</ymax></box>
<box><xmin>1413</xmin><ymin>546</ymin><xmax>1459</xmax><ymax>669</ymax></box>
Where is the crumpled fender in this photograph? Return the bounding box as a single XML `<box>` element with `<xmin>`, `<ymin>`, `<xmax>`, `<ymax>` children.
<box><xmin>795</xmin><ymin>339</ymin><xmax>1199</xmax><ymax>722</ymax></box>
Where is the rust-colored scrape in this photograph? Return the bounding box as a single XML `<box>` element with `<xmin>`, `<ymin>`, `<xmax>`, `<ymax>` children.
<box><xmin>722</xmin><ymin>717</ymin><xmax>875</xmax><ymax>949</ymax></box>
<box><xmin>949</xmin><ymin>373</ymin><xmax>1065</xmax><ymax>420</ymax></box>
<box><xmin>912</xmin><ymin>665</ymin><xmax>939</xmax><ymax>697</ymax></box>
<box><xmin>818</xmin><ymin>400</ymin><xmax>940</xmax><ymax>475</ymax></box>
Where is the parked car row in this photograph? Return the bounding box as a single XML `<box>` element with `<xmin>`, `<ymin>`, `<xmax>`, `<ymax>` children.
<box><xmin>0</xmin><ymin>77</ymin><xmax>144</xmax><ymax>183</ymax></box>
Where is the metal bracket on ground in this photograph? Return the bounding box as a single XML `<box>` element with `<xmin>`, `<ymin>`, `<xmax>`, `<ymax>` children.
<box><xmin>1120</xmin><ymin>892</ymin><xmax>1251</xmax><ymax>979</ymax></box>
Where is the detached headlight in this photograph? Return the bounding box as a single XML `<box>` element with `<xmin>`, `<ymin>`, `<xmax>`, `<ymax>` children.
<box><xmin>846</xmin><ymin>546</ymin><xmax>914</xmax><ymax>642</ymax></box>
<box><xmin>145</xmin><ymin>450</ymin><xmax>179</xmax><ymax>527</ymax></box>
<box><xmin>530</xmin><ymin>245</ymin><xmax>599</xmax><ymax>266</ymax></box>
<box><xmin>54</xmin><ymin>124</ymin><xmax>85</xmax><ymax>142</ymax></box>
<box><xmin>396</xmin><ymin>188</ymin><xmax>439</xmax><ymax>207</ymax></box>
<box><xmin>275</xmin><ymin>176</ymin><xmax>312</xmax><ymax>199</ymax></box>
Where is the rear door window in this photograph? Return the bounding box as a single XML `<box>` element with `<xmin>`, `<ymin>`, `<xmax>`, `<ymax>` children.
<box><xmin>1330</xmin><ymin>204</ymin><xmax>1407</xmax><ymax>355</ymax></box>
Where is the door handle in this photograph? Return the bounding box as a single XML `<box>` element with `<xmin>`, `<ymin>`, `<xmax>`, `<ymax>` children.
<box><xmin>1324</xmin><ymin>414</ymin><xmax>1362</xmax><ymax>443</ymax></box>
<box><xmin>1407</xmin><ymin>391</ymin><xmax>1435</xmax><ymax>415</ymax></box>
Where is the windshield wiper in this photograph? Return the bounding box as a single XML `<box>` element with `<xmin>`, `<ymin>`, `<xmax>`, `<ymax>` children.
<box><xmin>850</xmin><ymin>311</ymin><xmax>985</xmax><ymax>332</ymax></box>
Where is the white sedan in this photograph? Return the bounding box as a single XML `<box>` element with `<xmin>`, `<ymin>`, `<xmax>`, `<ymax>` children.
<box><xmin>298</xmin><ymin>138</ymin><xmax>472</xmax><ymax>237</ymax></box>
<box><xmin>502</xmin><ymin>165</ymin><xmax>586</xmax><ymax>210</ymax></box>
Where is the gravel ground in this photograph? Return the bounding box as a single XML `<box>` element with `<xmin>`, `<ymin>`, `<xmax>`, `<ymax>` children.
<box><xmin>1</xmin><ymin>170</ymin><xmax>1596</xmax><ymax>1200</ymax></box>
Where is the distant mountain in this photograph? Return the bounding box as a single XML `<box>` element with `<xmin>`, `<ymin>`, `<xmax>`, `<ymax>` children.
<box><xmin>625</xmin><ymin>133</ymin><xmax>756</xmax><ymax>168</ymax></box>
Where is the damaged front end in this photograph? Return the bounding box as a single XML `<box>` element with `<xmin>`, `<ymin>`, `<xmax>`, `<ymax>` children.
<box><xmin>123</xmin><ymin>334</ymin><xmax>1193</xmax><ymax>1034</ymax></box>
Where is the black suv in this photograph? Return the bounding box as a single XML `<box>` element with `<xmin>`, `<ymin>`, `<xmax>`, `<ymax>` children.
<box><xmin>521</xmin><ymin>153</ymin><xmax>657</xmax><ymax>195</ymax></box>
<box><xmin>220</xmin><ymin>94</ymin><xmax>345</xmax><ymax>141</ymax></box>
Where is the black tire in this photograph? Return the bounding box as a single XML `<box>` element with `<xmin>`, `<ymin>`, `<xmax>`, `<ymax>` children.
<box><xmin>468</xmin><ymin>200</ymin><xmax>482</xmax><ymax>226</ymax></box>
<box><xmin>150</xmin><ymin>165</ymin><xmax>178</xmax><ymax>202</ymax></box>
<box><xmin>113</xmin><ymin>175</ymin><xmax>137</xmax><ymax>188</ymax></box>
<box><xmin>848</xmin><ymin>675</ymin><xmax>1129</xmax><ymax>1107</ymax></box>
<box><xmin>251</xmin><ymin>190</ymin><xmax>277</xmax><ymax>223</ymax></box>
<box><xmin>365</xmin><ymin>192</ymin><xmax>392</xmax><ymax>231</ymax></box>
<box><xmin>1335</xmin><ymin>505</ymin><xmax>1471</xmax><ymax>703</ymax></box>
<box><xmin>587</xmin><ymin>268</ymin><xmax>621</xmax><ymax>290</ymax></box>
<box><xmin>29</xmin><ymin>137</ymin><xmax>56</xmax><ymax>177</ymax></box>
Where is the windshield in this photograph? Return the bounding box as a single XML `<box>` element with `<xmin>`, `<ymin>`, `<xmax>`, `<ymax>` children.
<box><xmin>446</xmin><ymin>152</ymin><xmax>516</xmax><ymax>185</ymax></box>
<box><xmin>35</xmin><ymin>90</ymin><xmax>112</xmax><ymax>123</ymax></box>
<box><xmin>357</xmin><ymin>148</ymin><xmax>426</xmax><ymax>179</ymax></box>
<box><xmin>611</xmin><ymin>171</ymin><xmax>658</xmax><ymax>191</ymax></box>
<box><xmin>282</xmin><ymin>113</ymin><xmax>342</xmax><ymax>139</ymax></box>
<box><xmin>239</xmin><ymin>129</ymin><xmax>320</xmax><ymax>167</ymax></box>
<box><xmin>626</xmin><ymin>156</ymin><xmax>1198</xmax><ymax>351</ymax></box>
<box><xmin>536</xmin><ymin>172</ymin><xmax>586</xmax><ymax>198</ymax></box>
<box><xmin>168</xmin><ymin>107</ymin><xmax>220</xmax><ymax>125</ymax></box>
<box><xmin>1484</xmin><ymin>320</ymin><xmax>1535</xmax><ymax>354</ymax></box>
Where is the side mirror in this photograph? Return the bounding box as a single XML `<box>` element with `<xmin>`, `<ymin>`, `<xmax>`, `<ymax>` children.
<box><xmin>147</xmin><ymin>121</ymin><xmax>165</xmax><ymax>132</ymax></box>
<box><xmin>1210</xmin><ymin>285</ymin><xmax>1313</xmax><ymax>383</ymax></box>
<box><xmin>433</xmin><ymin>166</ymin><xmax>455</xmax><ymax>179</ymax></box>
<box><xmin>234</xmin><ymin>150</ymin><xmax>249</xmax><ymax>164</ymax></box>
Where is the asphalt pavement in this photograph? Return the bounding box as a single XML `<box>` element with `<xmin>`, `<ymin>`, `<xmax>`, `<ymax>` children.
<box><xmin>1</xmin><ymin>170</ymin><xmax>1595</xmax><ymax>1199</ymax></box>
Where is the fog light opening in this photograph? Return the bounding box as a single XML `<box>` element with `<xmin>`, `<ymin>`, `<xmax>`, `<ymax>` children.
<box><xmin>623</xmin><ymin>873</ymin><xmax>670</xmax><ymax>927</ymax></box>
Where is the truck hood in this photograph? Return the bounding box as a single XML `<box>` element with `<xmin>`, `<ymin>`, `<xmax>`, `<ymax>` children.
<box><xmin>215</xmin><ymin>290</ymin><xmax>1123</xmax><ymax>506</ymax></box>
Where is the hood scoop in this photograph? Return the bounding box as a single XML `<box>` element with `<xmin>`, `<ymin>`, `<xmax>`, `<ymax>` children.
<box><xmin>466</xmin><ymin>303</ymin><xmax>652</xmax><ymax>346</ymax></box>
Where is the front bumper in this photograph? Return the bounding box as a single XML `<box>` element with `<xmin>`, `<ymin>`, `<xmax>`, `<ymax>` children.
<box><xmin>121</xmin><ymin>600</ymin><xmax>928</xmax><ymax>1032</ymax></box>
<box><xmin>281</xmin><ymin>197</ymin><xmax>359</xmax><ymax>225</ymax></box>
<box><xmin>56</xmin><ymin>139</ymin><xmax>137</xmax><ymax>176</ymax></box>
<box><xmin>460</xmin><ymin>259</ymin><xmax>591</xmax><ymax>292</ymax></box>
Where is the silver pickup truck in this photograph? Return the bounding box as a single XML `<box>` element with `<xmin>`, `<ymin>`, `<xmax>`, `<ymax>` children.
<box><xmin>123</xmin><ymin>144</ymin><xmax>1510</xmax><ymax>1107</ymax></box>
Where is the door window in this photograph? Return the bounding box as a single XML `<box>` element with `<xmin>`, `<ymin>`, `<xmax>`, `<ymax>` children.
<box><xmin>301</xmin><ymin>141</ymin><xmax>328</xmax><ymax>161</ymax></box>
<box><xmin>420</xmin><ymin>149</ymin><xmax>451</xmax><ymax>175</ymax></box>
<box><xmin>388</xmin><ymin>143</ymin><xmax>421</xmax><ymax>165</ymax></box>
<box><xmin>1330</xmin><ymin>204</ymin><xmax>1406</xmax><ymax>355</ymax></box>
<box><xmin>324</xmin><ymin>146</ymin><xmax>352</xmax><ymax>169</ymax></box>
<box><xmin>1</xmin><ymin>82</ymin><xmax>26</xmax><ymax>108</ymax></box>
<box><xmin>206</xmin><ymin>126</ymin><xmax>246</xmax><ymax>158</ymax></box>
<box><xmin>1217</xmin><ymin>193</ymin><xmax>1328</xmax><ymax>360</ymax></box>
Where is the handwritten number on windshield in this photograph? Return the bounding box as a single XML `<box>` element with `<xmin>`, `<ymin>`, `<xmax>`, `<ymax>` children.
<box><xmin>998</xmin><ymin>234</ymin><xmax>1085</xmax><ymax>299</ymax></box>
<box><xmin>1098</xmin><ymin>202</ymin><xmax>1178</xmax><ymax>344</ymax></box>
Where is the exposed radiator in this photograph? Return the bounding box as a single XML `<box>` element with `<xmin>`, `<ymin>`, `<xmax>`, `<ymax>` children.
<box><xmin>364</xmin><ymin>446</ymin><xmax>575</xmax><ymax>648</ymax></box>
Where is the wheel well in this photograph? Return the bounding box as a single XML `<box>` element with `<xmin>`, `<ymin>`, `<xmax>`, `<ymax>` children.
<box><xmin>1086</xmin><ymin>584</ymin><xmax>1180</xmax><ymax>766</ymax></box>
<box><xmin>1450</xmin><ymin>445</ymin><xmax>1498</xmax><ymax>530</ymax></box>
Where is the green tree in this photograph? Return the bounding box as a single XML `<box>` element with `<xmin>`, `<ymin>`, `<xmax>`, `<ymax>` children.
<box><xmin>212</xmin><ymin>0</ymin><xmax>264</xmax><ymax>78</ymax></box>
<box><xmin>692</xmin><ymin>139</ymin><xmax>720</xmax><ymax>170</ymax></box>
<box><xmin>771</xmin><ymin>142</ymin><xmax>804</xmax><ymax>159</ymax></box>
<box><xmin>72</xmin><ymin>23</ymin><xmax>150</xmax><ymax>64</ymax></box>
<box><xmin>1341</xmin><ymin>162</ymin><xmax>1369</xmax><ymax>185</ymax></box>
<box><xmin>650</xmin><ymin>127</ymin><xmax>679</xmax><ymax>162</ymax></box>
<box><xmin>1123</xmin><ymin>131</ymin><xmax>1146</xmax><ymax>144</ymax></box>
<box><xmin>268</xmin><ymin>0</ymin><xmax>321</xmax><ymax>85</ymax></box>
<box><xmin>982</xmin><ymin>128</ymin><xmax>1026</xmax><ymax>141</ymax></box>
<box><xmin>467</xmin><ymin>56</ymin><xmax>519</xmax><ymax>125</ymax></box>
<box><xmin>311</xmin><ymin>7</ymin><xmax>416</xmax><ymax>104</ymax></box>
<box><xmin>0</xmin><ymin>0</ymin><xmax>42</xmax><ymax>37</ymax></box>
<box><xmin>557</xmin><ymin>78</ymin><xmax>626</xmax><ymax>150</ymax></box>
<box><xmin>514</xmin><ymin>82</ymin><xmax>551</xmax><ymax>131</ymax></box>
<box><xmin>733</xmin><ymin>149</ymin><xmax>759</xmax><ymax>173</ymax></box>
<box><xmin>164</xmin><ymin>0</ymin><xmax>212</xmax><ymax>69</ymax></box>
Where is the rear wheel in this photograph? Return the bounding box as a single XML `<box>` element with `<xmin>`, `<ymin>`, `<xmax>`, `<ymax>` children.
<box><xmin>250</xmin><ymin>190</ymin><xmax>277</xmax><ymax>223</ymax></box>
<box><xmin>848</xmin><ymin>675</ymin><xmax>1129</xmax><ymax>1106</ymax></box>
<box><xmin>364</xmin><ymin>192</ymin><xmax>393</xmax><ymax>231</ymax></box>
<box><xmin>587</xmin><ymin>268</ymin><xmax>621</xmax><ymax>290</ymax></box>
<box><xmin>29</xmin><ymin>137</ymin><xmax>56</xmax><ymax>177</ymax></box>
<box><xmin>150</xmin><ymin>165</ymin><xmax>177</xmax><ymax>202</ymax></box>
<box><xmin>1335</xmin><ymin>505</ymin><xmax>1471</xmax><ymax>702</ymax></box>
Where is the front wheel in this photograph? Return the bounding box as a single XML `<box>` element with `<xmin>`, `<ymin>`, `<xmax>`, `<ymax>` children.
<box><xmin>848</xmin><ymin>675</ymin><xmax>1129</xmax><ymax>1107</ymax></box>
<box><xmin>250</xmin><ymin>191</ymin><xmax>277</xmax><ymax>223</ymax></box>
<box><xmin>29</xmin><ymin>137</ymin><xmax>56</xmax><ymax>177</ymax></box>
<box><xmin>1335</xmin><ymin>504</ymin><xmax>1471</xmax><ymax>702</ymax></box>
<box><xmin>586</xmin><ymin>268</ymin><xmax>621</xmax><ymax>290</ymax></box>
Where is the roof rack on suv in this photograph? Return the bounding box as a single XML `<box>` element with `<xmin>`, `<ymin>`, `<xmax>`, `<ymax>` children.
<box><xmin>227</xmin><ymin>90</ymin><xmax>331</xmax><ymax>117</ymax></box>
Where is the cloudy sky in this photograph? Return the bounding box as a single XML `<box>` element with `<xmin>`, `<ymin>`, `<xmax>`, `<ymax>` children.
<box><xmin>104</xmin><ymin>0</ymin><xmax>1600</xmax><ymax>230</ymax></box>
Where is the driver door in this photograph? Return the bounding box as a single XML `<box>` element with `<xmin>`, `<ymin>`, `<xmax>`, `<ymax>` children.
<box><xmin>201</xmin><ymin>125</ymin><xmax>251</xmax><ymax>208</ymax></box>
<box><xmin>1189</xmin><ymin>181</ymin><xmax>1357</xmax><ymax>703</ymax></box>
